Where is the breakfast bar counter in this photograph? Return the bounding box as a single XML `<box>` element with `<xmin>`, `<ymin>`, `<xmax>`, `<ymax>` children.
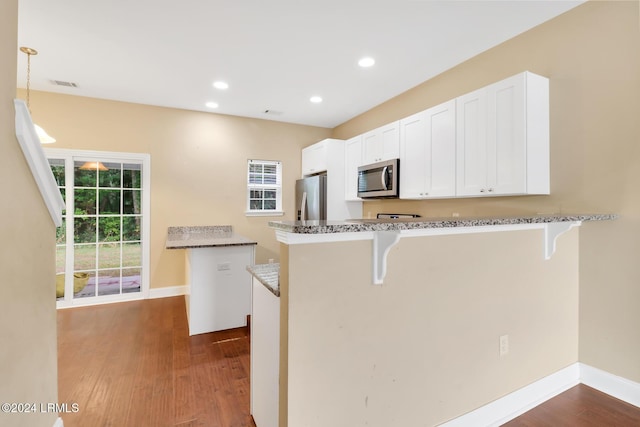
<box><xmin>266</xmin><ymin>212</ymin><xmax>617</xmax><ymax>427</ymax></box>
<box><xmin>270</xmin><ymin>213</ymin><xmax>616</xmax><ymax>285</ymax></box>
<box><xmin>269</xmin><ymin>213</ymin><xmax>616</xmax><ymax>235</ymax></box>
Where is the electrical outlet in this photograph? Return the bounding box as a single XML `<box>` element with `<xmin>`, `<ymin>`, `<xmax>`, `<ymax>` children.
<box><xmin>499</xmin><ymin>334</ymin><xmax>509</xmax><ymax>357</ymax></box>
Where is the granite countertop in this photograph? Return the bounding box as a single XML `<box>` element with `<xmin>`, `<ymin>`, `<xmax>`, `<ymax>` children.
<box><xmin>247</xmin><ymin>263</ymin><xmax>280</xmax><ymax>297</ymax></box>
<box><xmin>166</xmin><ymin>225</ymin><xmax>258</xmax><ymax>249</ymax></box>
<box><xmin>269</xmin><ymin>213</ymin><xmax>618</xmax><ymax>234</ymax></box>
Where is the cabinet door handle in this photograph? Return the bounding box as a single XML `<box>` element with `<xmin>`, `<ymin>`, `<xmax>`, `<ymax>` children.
<box><xmin>488</xmin><ymin>188</ymin><xmax>494</xmax><ymax>192</ymax></box>
<box><xmin>480</xmin><ymin>189</ymin><xmax>485</xmax><ymax>193</ymax></box>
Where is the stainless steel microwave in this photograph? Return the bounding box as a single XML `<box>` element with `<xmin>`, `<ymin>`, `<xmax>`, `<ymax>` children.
<box><xmin>357</xmin><ymin>158</ymin><xmax>399</xmax><ymax>198</ymax></box>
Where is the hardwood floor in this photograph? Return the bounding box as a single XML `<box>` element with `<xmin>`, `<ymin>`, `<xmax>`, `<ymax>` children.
<box><xmin>58</xmin><ymin>297</ymin><xmax>640</xmax><ymax>427</ymax></box>
<box><xmin>504</xmin><ymin>383</ymin><xmax>640</xmax><ymax>426</ymax></box>
<box><xmin>57</xmin><ymin>296</ymin><xmax>256</xmax><ymax>427</ymax></box>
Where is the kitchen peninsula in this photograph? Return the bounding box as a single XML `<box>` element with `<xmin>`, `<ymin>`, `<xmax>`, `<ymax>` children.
<box><xmin>264</xmin><ymin>213</ymin><xmax>615</xmax><ymax>427</ymax></box>
<box><xmin>247</xmin><ymin>263</ymin><xmax>280</xmax><ymax>427</ymax></box>
<box><xmin>166</xmin><ymin>225</ymin><xmax>256</xmax><ymax>335</ymax></box>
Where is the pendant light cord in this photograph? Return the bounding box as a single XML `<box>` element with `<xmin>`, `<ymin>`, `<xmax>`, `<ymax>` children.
<box><xmin>25</xmin><ymin>51</ymin><xmax>31</xmax><ymax>112</ymax></box>
<box><xmin>20</xmin><ymin>46</ymin><xmax>38</xmax><ymax>114</ymax></box>
<box><xmin>18</xmin><ymin>46</ymin><xmax>55</xmax><ymax>144</ymax></box>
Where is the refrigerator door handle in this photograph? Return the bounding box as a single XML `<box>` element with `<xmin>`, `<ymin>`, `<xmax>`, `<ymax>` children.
<box><xmin>300</xmin><ymin>191</ymin><xmax>307</xmax><ymax>221</ymax></box>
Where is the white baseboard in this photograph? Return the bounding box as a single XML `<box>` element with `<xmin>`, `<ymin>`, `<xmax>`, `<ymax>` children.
<box><xmin>440</xmin><ymin>362</ymin><xmax>640</xmax><ymax>427</ymax></box>
<box><xmin>580</xmin><ymin>363</ymin><xmax>640</xmax><ymax>408</ymax></box>
<box><xmin>53</xmin><ymin>417</ymin><xmax>64</xmax><ymax>427</ymax></box>
<box><xmin>148</xmin><ymin>285</ymin><xmax>186</xmax><ymax>299</ymax></box>
<box><xmin>440</xmin><ymin>363</ymin><xmax>580</xmax><ymax>427</ymax></box>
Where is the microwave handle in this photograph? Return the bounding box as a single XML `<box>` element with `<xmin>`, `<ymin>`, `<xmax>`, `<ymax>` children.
<box><xmin>381</xmin><ymin>166</ymin><xmax>389</xmax><ymax>190</ymax></box>
<box><xmin>300</xmin><ymin>191</ymin><xmax>307</xmax><ymax>221</ymax></box>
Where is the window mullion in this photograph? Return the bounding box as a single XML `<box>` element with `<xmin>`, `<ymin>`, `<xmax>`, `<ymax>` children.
<box><xmin>64</xmin><ymin>156</ymin><xmax>75</xmax><ymax>302</ymax></box>
<box><xmin>120</xmin><ymin>162</ymin><xmax>124</xmax><ymax>294</ymax></box>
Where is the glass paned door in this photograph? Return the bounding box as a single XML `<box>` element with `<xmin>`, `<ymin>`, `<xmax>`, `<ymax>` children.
<box><xmin>48</xmin><ymin>152</ymin><xmax>148</xmax><ymax>306</ymax></box>
<box><xmin>50</xmin><ymin>158</ymin><xmax>68</xmax><ymax>300</ymax></box>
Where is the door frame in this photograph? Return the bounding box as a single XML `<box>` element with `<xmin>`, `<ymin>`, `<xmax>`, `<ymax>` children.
<box><xmin>46</xmin><ymin>148</ymin><xmax>151</xmax><ymax>309</ymax></box>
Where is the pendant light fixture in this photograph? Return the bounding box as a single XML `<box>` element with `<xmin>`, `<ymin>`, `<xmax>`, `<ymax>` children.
<box><xmin>79</xmin><ymin>161</ymin><xmax>109</xmax><ymax>171</ymax></box>
<box><xmin>20</xmin><ymin>46</ymin><xmax>56</xmax><ymax>144</ymax></box>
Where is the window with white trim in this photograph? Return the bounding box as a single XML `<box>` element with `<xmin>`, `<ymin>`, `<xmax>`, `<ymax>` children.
<box><xmin>246</xmin><ymin>159</ymin><xmax>283</xmax><ymax>216</ymax></box>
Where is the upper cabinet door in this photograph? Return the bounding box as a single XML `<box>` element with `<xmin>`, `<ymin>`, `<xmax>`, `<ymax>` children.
<box><xmin>399</xmin><ymin>111</ymin><xmax>427</xmax><ymax>199</ymax></box>
<box><xmin>456</xmin><ymin>87</ymin><xmax>488</xmax><ymax>196</ymax></box>
<box><xmin>380</xmin><ymin>122</ymin><xmax>400</xmax><ymax>161</ymax></box>
<box><xmin>362</xmin><ymin>121</ymin><xmax>400</xmax><ymax>164</ymax></box>
<box><xmin>400</xmin><ymin>100</ymin><xmax>456</xmax><ymax>199</ymax></box>
<box><xmin>487</xmin><ymin>73</ymin><xmax>526</xmax><ymax>195</ymax></box>
<box><xmin>426</xmin><ymin>100</ymin><xmax>456</xmax><ymax>197</ymax></box>
<box><xmin>361</xmin><ymin>130</ymin><xmax>380</xmax><ymax>165</ymax></box>
<box><xmin>522</xmin><ymin>72</ymin><xmax>550</xmax><ymax>195</ymax></box>
<box><xmin>301</xmin><ymin>141</ymin><xmax>328</xmax><ymax>176</ymax></box>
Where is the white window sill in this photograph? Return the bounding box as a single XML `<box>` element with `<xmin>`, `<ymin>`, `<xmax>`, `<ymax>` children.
<box><xmin>245</xmin><ymin>210</ymin><xmax>285</xmax><ymax>217</ymax></box>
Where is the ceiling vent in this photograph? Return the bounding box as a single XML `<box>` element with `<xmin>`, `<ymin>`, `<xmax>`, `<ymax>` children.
<box><xmin>264</xmin><ymin>109</ymin><xmax>283</xmax><ymax>116</ymax></box>
<box><xmin>51</xmin><ymin>80</ymin><xmax>78</xmax><ymax>88</ymax></box>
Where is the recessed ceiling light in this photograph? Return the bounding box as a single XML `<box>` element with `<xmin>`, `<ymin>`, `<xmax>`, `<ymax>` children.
<box><xmin>310</xmin><ymin>96</ymin><xmax>323</xmax><ymax>103</ymax></box>
<box><xmin>205</xmin><ymin>102</ymin><xmax>219</xmax><ymax>109</ymax></box>
<box><xmin>213</xmin><ymin>81</ymin><xmax>229</xmax><ymax>90</ymax></box>
<box><xmin>358</xmin><ymin>57</ymin><xmax>375</xmax><ymax>68</ymax></box>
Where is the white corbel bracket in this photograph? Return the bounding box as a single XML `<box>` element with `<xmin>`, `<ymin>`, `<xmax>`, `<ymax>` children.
<box><xmin>372</xmin><ymin>231</ymin><xmax>401</xmax><ymax>285</ymax></box>
<box><xmin>544</xmin><ymin>221</ymin><xmax>581</xmax><ymax>260</ymax></box>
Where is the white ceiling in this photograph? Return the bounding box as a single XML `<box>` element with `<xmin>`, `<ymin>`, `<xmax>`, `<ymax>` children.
<box><xmin>17</xmin><ymin>0</ymin><xmax>584</xmax><ymax>129</ymax></box>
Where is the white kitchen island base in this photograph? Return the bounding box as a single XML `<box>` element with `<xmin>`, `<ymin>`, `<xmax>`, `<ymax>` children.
<box><xmin>166</xmin><ymin>226</ymin><xmax>257</xmax><ymax>336</ymax></box>
<box><xmin>186</xmin><ymin>245</ymin><xmax>255</xmax><ymax>335</ymax></box>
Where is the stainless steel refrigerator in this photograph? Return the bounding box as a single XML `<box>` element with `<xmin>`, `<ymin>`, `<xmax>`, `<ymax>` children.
<box><xmin>295</xmin><ymin>174</ymin><xmax>327</xmax><ymax>221</ymax></box>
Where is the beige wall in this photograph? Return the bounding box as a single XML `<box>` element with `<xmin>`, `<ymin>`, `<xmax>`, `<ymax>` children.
<box><xmin>332</xmin><ymin>1</ymin><xmax>640</xmax><ymax>383</ymax></box>
<box><xmin>21</xmin><ymin>90</ymin><xmax>331</xmax><ymax>288</ymax></box>
<box><xmin>0</xmin><ymin>1</ymin><xmax>59</xmax><ymax>426</ymax></box>
<box><xmin>286</xmin><ymin>229</ymin><xmax>579</xmax><ymax>426</ymax></box>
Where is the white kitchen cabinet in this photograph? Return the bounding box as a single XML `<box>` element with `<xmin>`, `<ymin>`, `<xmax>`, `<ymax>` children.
<box><xmin>344</xmin><ymin>135</ymin><xmax>362</xmax><ymax>201</ymax></box>
<box><xmin>301</xmin><ymin>140</ymin><xmax>328</xmax><ymax>176</ymax></box>
<box><xmin>399</xmin><ymin>100</ymin><xmax>456</xmax><ymax>199</ymax></box>
<box><xmin>456</xmin><ymin>71</ymin><xmax>549</xmax><ymax>197</ymax></box>
<box><xmin>186</xmin><ymin>244</ymin><xmax>255</xmax><ymax>335</ymax></box>
<box><xmin>362</xmin><ymin>121</ymin><xmax>400</xmax><ymax>164</ymax></box>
